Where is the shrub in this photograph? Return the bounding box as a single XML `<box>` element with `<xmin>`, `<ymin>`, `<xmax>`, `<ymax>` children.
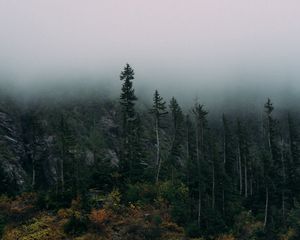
<box><xmin>216</xmin><ymin>234</ymin><xmax>236</xmax><ymax>240</ymax></box>
<box><xmin>185</xmin><ymin>222</ymin><xmax>202</xmax><ymax>238</ymax></box>
<box><xmin>104</xmin><ymin>189</ymin><xmax>121</xmax><ymax>213</ymax></box>
<box><xmin>125</xmin><ymin>183</ymin><xmax>157</xmax><ymax>204</ymax></box>
<box><xmin>158</xmin><ymin>181</ymin><xmax>189</xmax><ymax>225</ymax></box>
<box><xmin>89</xmin><ymin>209</ymin><xmax>109</xmax><ymax>229</ymax></box>
<box><xmin>0</xmin><ymin>214</ymin><xmax>7</xmax><ymax>238</ymax></box>
<box><xmin>233</xmin><ymin>211</ymin><xmax>264</xmax><ymax>240</ymax></box>
<box><xmin>2</xmin><ymin>214</ymin><xmax>64</xmax><ymax>240</ymax></box>
<box><xmin>36</xmin><ymin>190</ymin><xmax>73</xmax><ymax>210</ymax></box>
<box><xmin>64</xmin><ymin>213</ymin><xmax>88</xmax><ymax>236</ymax></box>
<box><xmin>57</xmin><ymin>208</ymin><xmax>73</xmax><ymax>219</ymax></box>
<box><xmin>144</xmin><ymin>226</ymin><xmax>161</xmax><ymax>240</ymax></box>
<box><xmin>152</xmin><ymin>215</ymin><xmax>162</xmax><ymax>226</ymax></box>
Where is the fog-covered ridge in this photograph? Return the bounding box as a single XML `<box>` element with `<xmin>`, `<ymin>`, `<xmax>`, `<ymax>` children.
<box><xmin>0</xmin><ymin>1</ymin><xmax>299</xmax><ymax>110</ymax></box>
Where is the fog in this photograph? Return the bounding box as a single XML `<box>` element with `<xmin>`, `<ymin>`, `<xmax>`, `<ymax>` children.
<box><xmin>0</xmin><ymin>0</ymin><xmax>300</xmax><ymax>109</ymax></box>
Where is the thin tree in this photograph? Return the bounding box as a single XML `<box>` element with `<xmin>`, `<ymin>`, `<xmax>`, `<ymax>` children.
<box><xmin>193</xmin><ymin>103</ymin><xmax>208</xmax><ymax>227</ymax></box>
<box><xmin>169</xmin><ymin>97</ymin><xmax>183</xmax><ymax>183</ymax></box>
<box><xmin>150</xmin><ymin>90</ymin><xmax>167</xmax><ymax>183</ymax></box>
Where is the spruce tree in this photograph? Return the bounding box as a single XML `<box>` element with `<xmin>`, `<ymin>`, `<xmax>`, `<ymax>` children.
<box><xmin>119</xmin><ymin>63</ymin><xmax>138</xmax><ymax>182</ymax></box>
<box><xmin>150</xmin><ymin>89</ymin><xmax>167</xmax><ymax>183</ymax></box>
<box><xmin>263</xmin><ymin>98</ymin><xmax>280</xmax><ymax>229</ymax></box>
<box><xmin>193</xmin><ymin>103</ymin><xmax>208</xmax><ymax>227</ymax></box>
<box><xmin>168</xmin><ymin>97</ymin><xmax>184</xmax><ymax>183</ymax></box>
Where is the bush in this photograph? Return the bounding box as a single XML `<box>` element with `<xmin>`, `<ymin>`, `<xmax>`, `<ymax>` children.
<box><xmin>152</xmin><ymin>215</ymin><xmax>162</xmax><ymax>226</ymax></box>
<box><xmin>158</xmin><ymin>181</ymin><xmax>189</xmax><ymax>225</ymax></box>
<box><xmin>233</xmin><ymin>211</ymin><xmax>264</xmax><ymax>240</ymax></box>
<box><xmin>185</xmin><ymin>222</ymin><xmax>202</xmax><ymax>238</ymax></box>
<box><xmin>2</xmin><ymin>214</ymin><xmax>63</xmax><ymax>240</ymax></box>
<box><xmin>125</xmin><ymin>183</ymin><xmax>157</xmax><ymax>204</ymax></box>
<box><xmin>36</xmin><ymin>191</ymin><xmax>73</xmax><ymax>210</ymax></box>
<box><xmin>0</xmin><ymin>214</ymin><xmax>7</xmax><ymax>238</ymax></box>
<box><xmin>64</xmin><ymin>213</ymin><xmax>88</xmax><ymax>236</ymax></box>
<box><xmin>144</xmin><ymin>226</ymin><xmax>161</xmax><ymax>240</ymax></box>
<box><xmin>89</xmin><ymin>209</ymin><xmax>109</xmax><ymax>229</ymax></box>
<box><xmin>104</xmin><ymin>189</ymin><xmax>121</xmax><ymax>213</ymax></box>
<box><xmin>216</xmin><ymin>234</ymin><xmax>236</xmax><ymax>240</ymax></box>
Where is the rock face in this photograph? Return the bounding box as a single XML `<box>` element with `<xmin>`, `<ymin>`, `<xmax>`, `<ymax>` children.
<box><xmin>0</xmin><ymin>101</ymin><xmax>121</xmax><ymax>192</ymax></box>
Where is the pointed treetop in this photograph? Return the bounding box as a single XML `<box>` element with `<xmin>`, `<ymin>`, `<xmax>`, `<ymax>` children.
<box><xmin>120</xmin><ymin>63</ymin><xmax>135</xmax><ymax>81</ymax></box>
<box><xmin>264</xmin><ymin>98</ymin><xmax>274</xmax><ymax>115</ymax></box>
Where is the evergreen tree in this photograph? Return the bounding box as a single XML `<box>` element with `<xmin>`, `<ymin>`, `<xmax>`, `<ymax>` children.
<box><xmin>193</xmin><ymin>103</ymin><xmax>208</xmax><ymax>227</ymax></box>
<box><xmin>263</xmin><ymin>98</ymin><xmax>280</xmax><ymax>229</ymax></box>
<box><xmin>168</xmin><ymin>97</ymin><xmax>184</xmax><ymax>183</ymax></box>
<box><xmin>119</xmin><ymin>63</ymin><xmax>139</xmax><ymax>182</ymax></box>
<box><xmin>149</xmin><ymin>89</ymin><xmax>167</xmax><ymax>183</ymax></box>
<box><xmin>236</xmin><ymin>119</ymin><xmax>251</xmax><ymax>197</ymax></box>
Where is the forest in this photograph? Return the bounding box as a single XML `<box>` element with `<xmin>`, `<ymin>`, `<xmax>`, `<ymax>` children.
<box><xmin>0</xmin><ymin>64</ymin><xmax>300</xmax><ymax>240</ymax></box>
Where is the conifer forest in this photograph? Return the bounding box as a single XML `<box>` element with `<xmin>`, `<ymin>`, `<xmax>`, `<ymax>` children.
<box><xmin>1</xmin><ymin>1</ymin><xmax>300</xmax><ymax>240</ymax></box>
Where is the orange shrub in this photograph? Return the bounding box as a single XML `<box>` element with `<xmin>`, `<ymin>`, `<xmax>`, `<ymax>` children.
<box><xmin>89</xmin><ymin>209</ymin><xmax>109</xmax><ymax>228</ymax></box>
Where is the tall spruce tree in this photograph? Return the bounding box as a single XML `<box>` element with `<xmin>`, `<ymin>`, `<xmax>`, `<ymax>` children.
<box><xmin>150</xmin><ymin>90</ymin><xmax>167</xmax><ymax>183</ymax></box>
<box><xmin>168</xmin><ymin>97</ymin><xmax>184</xmax><ymax>183</ymax></box>
<box><xmin>119</xmin><ymin>63</ymin><xmax>138</xmax><ymax>182</ymax></box>
<box><xmin>263</xmin><ymin>98</ymin><xmax>280</xmax><ymax>229</ymax></box>
<box><xmin>193</xmin><ymin>103</ymin><xmax>208</xmax><ymax>227</ymax></box>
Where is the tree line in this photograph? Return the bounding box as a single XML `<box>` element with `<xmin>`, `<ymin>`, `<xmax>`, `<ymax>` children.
<box><xmin>1</xmin><ymin>63</ymin><xmax>300</xmax><ymax>238</ymax></box>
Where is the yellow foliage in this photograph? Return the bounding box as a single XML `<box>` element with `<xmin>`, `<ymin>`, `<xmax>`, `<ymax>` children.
<box><xmin>74</xmin><ymin>233</ymin><xmax>104</xmax><ymax>240</ymax></box>
<box><xmin>162</xmin><ymin>221</ymin><xmax>184</xmax><ymax>233</ymax></box>
<box><xmin>2</xmin><ymin>214</ymin><xmax>65</xmax><ymax>240</ymax></box>
<box><xmin>57</xmin><ymin>208</ymin><xmax>73</xmax><ymax>219</ymax></box>
<box><xmin>104</xmin><ymin>189</ymin><xmax>121</xmax><ymax>212</ymax></box>
<box><xmin>216</xmin><ymin>233</ymin><xmax>236</xmax><ymax>240</ymax></box>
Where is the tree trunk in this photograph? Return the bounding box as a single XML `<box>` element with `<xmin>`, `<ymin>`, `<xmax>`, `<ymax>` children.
<box><xmin>31</xmin><ymin>161</ymin><xmax>36</xmax><ymax>189</ymax></box>
<box><xmin>196</xmin><ymin>122</ymin><xmax>201</xmax><ymax>226</ymax></box>
<box><xmin>280</xmin><ymin>137</ymin><xmax>286</xmax><ymax>222</ymax></box>
<box><xmin>61</xmin><ymin>158</ymin><xmax>64</xmax><ymax>192</ymax></box>
<box><xmin>245</xmin><ymin>157</ymin><xmax>248</xmax><ymax>198</ymax></box>
<box><xmin>212</xmin><ymin>163</ymin><xmax>215</xmax><ymax>209</ymax></box>
<box><xmin>264</xmin><ymin>186</ymin><xmax>269</xmax><ymax>229</ymax></box>
<box><xmin>155</xmin><ymin>118</ymin><xmax>161</xmax><ymax>183</ymax></box>
<box><xmin>198</xmin><ymin>191</ymin><xmax>201</xmax><ymax>226</ymax></box>
<box><xmin>223</xmin><ymin>130</ymin><xmax>226</xmax><ymax>164</ymax></box>
<box><xmin>186</xmin><ymin>127</ymin><xmax>190</xmax><ymax>186</ymax></box>
<box><xmin>250</xmin><ymin>177</ymin><xmax>253</xmax><ymax>196</ymax></box>
<box><xmin>222</xmin><ymin>188</ymin><xmax>225</xmax><ymax>215</ymax></box>
<box><xmin>238</xmin><ymin>145</ymin><xmax>242</xmax><ymax>195</ymax></box>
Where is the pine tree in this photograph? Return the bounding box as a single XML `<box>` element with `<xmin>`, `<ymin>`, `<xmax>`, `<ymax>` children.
<box><xmin>119</xmin><ymin>63</ymin><xmax>138</xmax><ymax>181</ymax></box>
<box><xmin>193</xmin><ymin>103</ymin><xmax>208</xmax><ymax>227</ymax></box>
<box><xmin>263</xmin><ymin>98</ymin><xmax>280</xmax><ymax>229</ymax></box>
<box><xmin>222</xmin><ymin>114</ymin><xmax>236</xmax><ymax>187</ymax></box>
<box><xmin>236</xmin><ymin>119</ymin><xmax>251</xmax><ymax>197</ymax></box>
<box><xmin>150</xmin><ymin>89</ymin><xmax>168</xmax><ymax>183</ymax></box>
<box><xmin>168</xmin><ymin>97</ymin><xmax>184</xmax><ymax>183</ymax></box>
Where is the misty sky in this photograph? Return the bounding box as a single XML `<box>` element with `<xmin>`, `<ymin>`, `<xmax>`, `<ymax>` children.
<box><xmin>0</xmin><ymin>0</ymin><xmax>300</xmax><ymax>105</ymax></box>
